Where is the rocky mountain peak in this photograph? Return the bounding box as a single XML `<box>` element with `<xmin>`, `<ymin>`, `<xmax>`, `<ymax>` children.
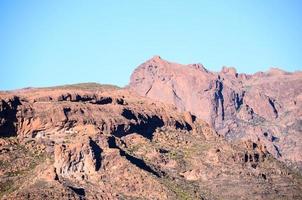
<box><xmin>150</xmin><ymin>55</ymin><xmax>162</xmax><ymax>61</ymax></box>
<box><xmin>130</xmin><ymin>57</ymin><xmax>302</xmax><ymax>171</ymax></box>
<box><xmin>144</xmin><ymin>55</ymin><xmax>168</xmax><ymax>67</ymax></box>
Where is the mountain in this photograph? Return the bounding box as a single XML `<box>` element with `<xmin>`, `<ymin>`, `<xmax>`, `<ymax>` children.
<box><xmin>1</xmin><ymin>83</ymin><xmax>301</xmax><ymax>199</ymax></box>
<box><xmin>129</xmin><ymin>56</ymin><xmax>302</xmax><ymax>170</ymax></box>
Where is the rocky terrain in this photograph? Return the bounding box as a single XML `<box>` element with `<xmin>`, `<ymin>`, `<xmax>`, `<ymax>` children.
<box><xmin>129</xmin><ymin>56</ymin><xmax>302</xmax><ymax>171</ymax></box>
<box><xmin>0</xmin><ymin>83</ymin><xmax>301</xmax><ymax>199</ymax></box>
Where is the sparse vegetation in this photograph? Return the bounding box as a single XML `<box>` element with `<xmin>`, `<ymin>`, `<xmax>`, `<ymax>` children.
<box><xmin>168</xmin><ymin>150</ymin><xmax>183</xmax><ymax>160</ymax></box>
<box><xmin>0</xmin><ymin>179</ymin><xmax>15</xmax><ymax>198</ymax></box>
<box><xmin>162</xmin><ymin>177</ymin><xmax>196</xmax><ymax>200</ymax></box>
<box><xmin>0</xmin><ymin>142</ymin><xmax>48</xmax><ymax>198</ymax></box>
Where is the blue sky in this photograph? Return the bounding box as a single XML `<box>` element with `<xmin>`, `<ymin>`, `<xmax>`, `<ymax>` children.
<box><xmin>0</xmin><ymin>1</ymin><xmax>301</xmax><ymax>90</ymax></box>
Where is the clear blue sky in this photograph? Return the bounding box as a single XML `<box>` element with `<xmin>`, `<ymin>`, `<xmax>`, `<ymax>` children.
<box><xmin>1</xmin><ymin>1</ymin><xmax>301</xmax><ymax>90</ymax></box>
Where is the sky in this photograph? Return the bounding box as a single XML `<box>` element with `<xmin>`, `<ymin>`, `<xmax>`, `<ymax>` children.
<box><xmin>0</xmin><ymin>1</ymin><xmax>302</xmax><ymax>90</ymax></box>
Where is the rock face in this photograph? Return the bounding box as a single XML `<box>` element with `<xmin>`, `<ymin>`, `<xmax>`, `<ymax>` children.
<box><xmin>54</xmin><ymin>137</ymin><xmax>102</xmax><ymax>179</ymax></box>
<box><xmin>1</xmin><ymin>83</ymin><xmax>301</xmax><ymax>199</ymax></box>
<box><xmin>129</xmin><ymin>56</ymin><xmax>302</xmax><ymax>169</ymax></box>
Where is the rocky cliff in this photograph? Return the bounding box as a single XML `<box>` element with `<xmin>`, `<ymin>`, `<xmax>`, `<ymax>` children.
<box><xmin>129</xmin><ymin>56</ymin><xmax>302</xmax><ymax>170</ymax></box>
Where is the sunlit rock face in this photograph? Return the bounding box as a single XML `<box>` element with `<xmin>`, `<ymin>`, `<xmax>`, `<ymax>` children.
<box><xmin>129</xmin><ymin>56</ymin><xmax>302</xmax><ymax>168</ymax></box>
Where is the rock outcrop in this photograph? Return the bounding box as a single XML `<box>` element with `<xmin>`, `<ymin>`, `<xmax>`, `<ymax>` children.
<box><xmin>129</xmin><ymin>56</ymin><xmax>302</xmax><ymax>169</ymax></box>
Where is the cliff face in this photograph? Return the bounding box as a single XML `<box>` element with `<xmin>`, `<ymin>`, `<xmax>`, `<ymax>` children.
<box><xmin>1</xmin><ymin>84</ymin><xmax>301</xmax><ymax>199</ymax></box>
<box><xmin>129</xmin><ymin>56</ymin><xmax>302</xmax><ymax>168</ymax></box>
